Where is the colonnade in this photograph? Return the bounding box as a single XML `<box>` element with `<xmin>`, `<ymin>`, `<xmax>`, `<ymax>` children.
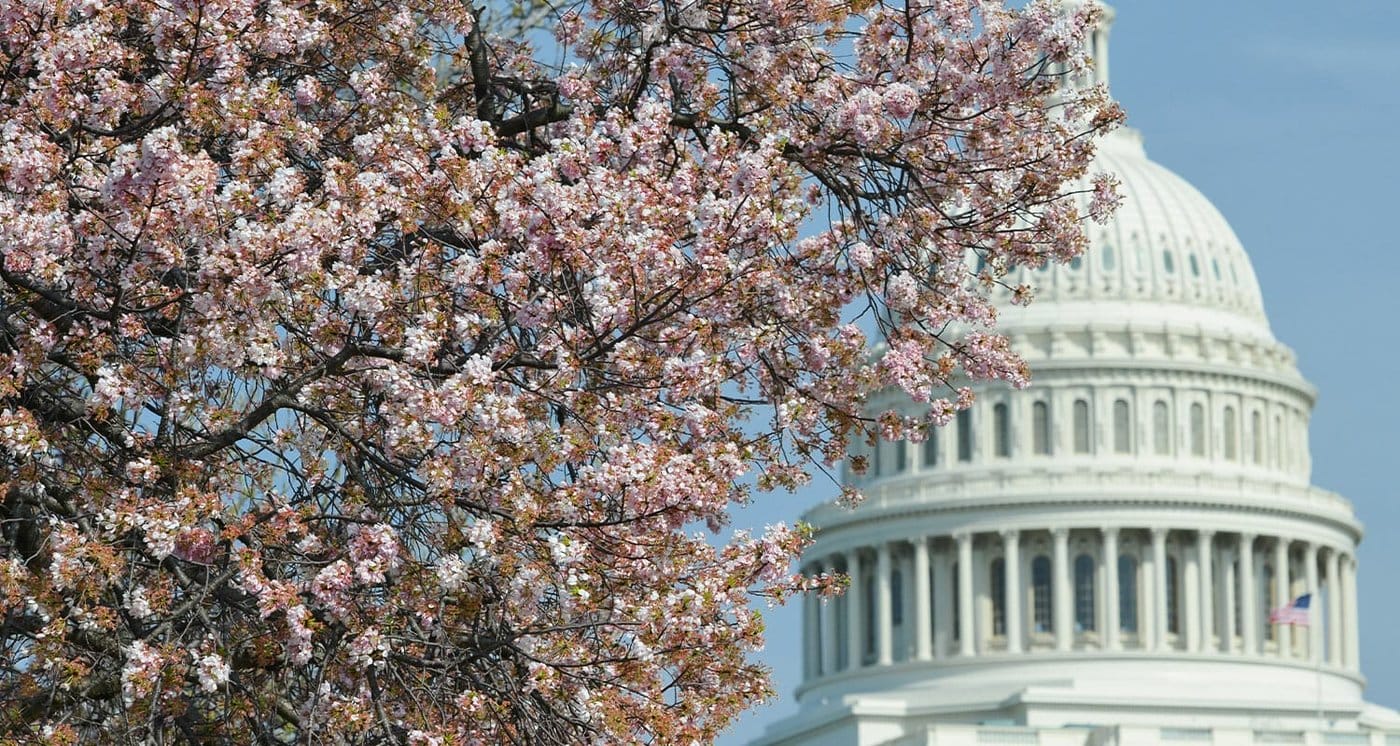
<box><xmin>801</xmin><ymin>527</ymin><xmax>1360</xmax><ymax>681</ymax></box>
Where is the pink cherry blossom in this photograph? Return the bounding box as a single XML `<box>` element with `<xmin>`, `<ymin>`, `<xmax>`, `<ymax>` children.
<box><xmin>0</xmin><ymin>0</ymin><xmax>1119</xmax><ymax>741</ymax></box>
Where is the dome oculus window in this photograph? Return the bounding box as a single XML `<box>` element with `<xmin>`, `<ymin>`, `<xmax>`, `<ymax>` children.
<box><xmin>1033</xmin><ymin>401</ymin><xmax>1052</xmax><ymax>455</ymax></box>
<box><xmin>1073</xmin><ymin>399</ymin><xmax>1091</xmax><ymax>454</ymax></box>
<box><xmin>1190</xmin><ymin>403</ymin><xmax>1206</xmax><ymax>457</ymax></box>
<box><xmin>1152</xmin><ymin>401</ymin><xmax>1171</xmax><ymax>455</ymax></box>
<box><xmin>1223</xmin><ymin>406</ymin><xmax>1238</xmax><ymax>461</ymax></box>
<box><xmin>957</xmin><ymin>409</ymin><xmax>973</xmax><ymax>462</ymax></box>
<box><xmin>993</xmin><ymin>403</ymin><xmax>1011</xmax><ymax>458</ymax></box>
<box><xmin>1113</xmin><ymin>399</ymin><xmax>1131</xmax><ymax>453</ymax></box>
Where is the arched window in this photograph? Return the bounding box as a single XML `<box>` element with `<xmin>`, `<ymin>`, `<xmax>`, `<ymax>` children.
<box><xmin>1113</xmin><ymin>399</ymin><xmax>1131</xmax><ymax>454</ymax></box>
<box><xmin>1033</xmin><ymin>401</ymin><xmax>1051</xmax><ymax>455</ymax></box>
<box><xmin>1074</xmin><ymin>554</ymin><xmax>1096</xmax><ymax>632</ymax></box>
<box><xmin>957</xmin><ymin>409</ymin><xmax>973</xmax><ymax>463</ymax></box>
<box><xmin>1166</xmin><ymin>556</ymin><xmax>1180</xmax><ymax>635</ymax></box>
<box><xmin>1212</xmin><ymin>258</ymin><xmax>1222</xmax><ymax>280</ymax></box>
<box><xmin>1232</xmin><ymin>559</ymin><xmax>1242</xmax><ymax>636</ymax></box>
<box><xmin>993</xmin><ymin>403</ymin><xmax>1011</xmax><ymax>458</ymax></box>
<box><xmin>951</xmin><ymin>561</ymin><xmax>961</xmax><ymax>642</ymax></box>
<box><xmin>1102</xmin><ymin>244</ymin><xmax>1116</xmax><ymax>271</ymax></box>
<box><xmin>1189</xmin><ymin>254</ymin><xmax>1201</xmax><ymax>277</ymax></box>
<box><xmin>864</xmin><ymin>571</ymin><xmax>877</xmax><ymax>657</ymax></box>
<box><xmin>1032</xmin><ymin>556</ymin><xmax>1053</xmax><ymax>633</ymax></box>
<box><xmin>1163</xmin><ymin>251</ymin><xmax>1175</xmax><ymax>274</ymax></box>
<box><xmin>928</xmin><ymin>565</ymin><xmax>937</xmax><ymax>642</ymax></box>
<box><xmin>1118</xmin><ymin>555</ymin><xmax>1139</xmax><ymax>634</ymax></box>
<box><xmin>1190</xmin><ymin>403</ymin><xmax>1206</xmax><ymax>457</ymax></box>
<box><xmin>1073</xmin><ymin>399</ymin><xmax>1091</xmax><ymax>454</ymax></box>
<box><xmin>891</xmin><ymin>568</ymin><xmax>904</xmax><ymax>626</ymax></box>
<box><xmin>1273</xmin><ymin>414</ymin><xmax>1283</xmax><ymax>467</ymax></box>
<box><xmin>1070</xmin><ymin>256</ymin><xmax>1083</xmax><ymax>271</ymax></box>
<box><xmin>923</xmin><ymin>429</ymin><xmax>938</xmax><ymax>467</ymax></box>
<box><xmin>872</xmin><ymin>441</ymin><xmax>883</xmax><ymax>476</ymax></box>
<box><xmin>895</xmin><ymin>440</ymin><xmax>908</xmax><ymax>473</ymax></box>
<box><xmin>1262</xmin><ymin>563</ymin><xmax>1275</xmax><ymax>641</ymax></box>
<box><xmin>1153</xmin><ymin>401</ymin><xmax>1171</xmax><ymax>455</ymax></box>
<box><xmin>991</xmin><ymin>558</ymin><xmax>1007</xmax><ymax>636</ymax></box>
<box><xmin>1223</xmin><ymin>406</ymin><xmax>1238</xmax><ymax>461</ymax></box>
<box><xmin>1251</xmin><ymin>411</ymin><xmax>1263</xmax><ymax>464</ymax></box>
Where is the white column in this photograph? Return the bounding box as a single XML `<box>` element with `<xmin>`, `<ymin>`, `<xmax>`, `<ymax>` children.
<box><xmin>933</xmin><ymin>541</ymin><xmax>951</xmax><ymax>659</ymax></box>
<box><xmin>973</xmin><ymin>547</ymin><xmax>990</xmax><ymax>655</ymax></box>
<box><xmin>847</xmin><ymin>551</ymin><xmax>864</xmax><ymax>669</ymax></box>
<box><xmin>1151</xmin><ymin>528</ymin><xmax>1168</xmax><ymax>651</ymax></box>
<box><xmin>1197</xmin><ymin>531</ymin><xmax>1215</xmax><ymax>653</ymax></box>
<box><xmin>957</xmin><ymin>533</ymin><xmax>975</xmax><ymax>657</ymax></box>
<box><xmin>1103</xmin><ymin>527</ymin><xmax>1120</xmax><ymax>651</ymax></box>
<box><xmin>1274</xmin><ymin>538</ymin><xmax>1291</xmax><ymax>658</ymax></box>
<box><xmin>1184</xmin><ymin>536</ymin><xmax>1201</xmax><ymax>652</ymax></box>
<box><xmin>1305</xmin><ymin>542</ymin><xmax>1319</xmax><ymax>663</ymax></box>
<box><xmin>1326</xmin><ymin>548</ymin><xmax>1342</xmax><ymax>667</ymax></box>
<box><xmin>1053</xmin><ymin>528</ymin><xmax>1072</xmax><ymax>651</ymax></box>
<box><xmin>1003</xmin><ymin>530</ymin><xmax>1023</xmax><ymax>654</ymax></box>
<box><xmin>821</xmin><ymin>560</ymin><xmax>838</xmax><ymax>675</ymax></box>
<box><xmin>876</xmin><ymin>543</ymin><xmax>893</xmax><ymax>666</ymax></box>
<box><xmin>1221</xmin><ymin>545</ymin><xmax>1237</xmax><ymax>654</ymax></box>
<box><xmin>1343</xmin><ymin>554</ymin><xmax>1360</xmax><ymax>669</ymax></box>
<box><xmin>913</xmin><ymin>538</ymin><xmax>932</xmax><ymax>661</ymax></box>
<box><xmin>1240</xmin><ymin>533</ymin><xmax>1258</xmax><ymax>655</ymax></box>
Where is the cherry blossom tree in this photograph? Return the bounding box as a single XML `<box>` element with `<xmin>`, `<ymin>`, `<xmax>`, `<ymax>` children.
<box><xmin>0</xmin><ymin>0</ymin><xmax>1120</xmax><ymax>741</ymax></box>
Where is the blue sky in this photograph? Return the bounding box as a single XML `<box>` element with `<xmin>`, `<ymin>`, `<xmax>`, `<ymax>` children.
<box><xmin>720</xmin><ymin>2</ymin><xmax>1400</xmax><ymax>742</ymax></box>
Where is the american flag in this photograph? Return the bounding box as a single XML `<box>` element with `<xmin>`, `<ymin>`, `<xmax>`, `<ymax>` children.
<box><xmin>1269</xmin><ymin>593</ymin><xmax>1311</xmax><ymax>626</ymax></box>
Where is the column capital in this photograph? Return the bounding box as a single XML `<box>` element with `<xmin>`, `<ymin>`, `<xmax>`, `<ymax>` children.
<box><xmin>1100</xmin><ymin>525</ymin><xmax>1120</xmax><ymax>538</ymax></box>
<box><xmin>1198</xmin><ymin>529</ymin><xmax>1216</xmax><ymax>541</ymax></box>
<box><xmin>952</xmin><ymin>531</ymin><xmax>972</xmax><ymax>543</ymax></box>
<box><xmin>1150</xmin><ymin>527</ymin><xmax>1168</xmax><ymax>541</ymax></box>
<box><xmin>1000</xmin><ymin>528</ymin><xmax>1020</xmax><ymax>542</ymax></box>
<box><xmin>1051</xmin><ymin>527</ymin><xmax>1070</xmax><ymax>540</ymax></box>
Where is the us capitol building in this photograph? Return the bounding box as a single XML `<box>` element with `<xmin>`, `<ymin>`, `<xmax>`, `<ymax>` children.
<box><xmin>754</xmin><ymin>6</ymin><xmax>1400</xmax><ymax>746</ymax></box>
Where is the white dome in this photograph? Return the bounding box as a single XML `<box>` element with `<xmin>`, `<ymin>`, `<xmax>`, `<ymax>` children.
<box><xmin>995</xmin><ymin>127</ymin><xmax>1272</xmax><ymax>341</ymax></box>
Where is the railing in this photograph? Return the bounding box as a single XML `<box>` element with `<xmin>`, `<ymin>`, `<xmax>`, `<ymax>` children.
<box><xmin>887</xmin><ymin>724</ymin><xmax>1394</xmax><ymax>746</ymax></box>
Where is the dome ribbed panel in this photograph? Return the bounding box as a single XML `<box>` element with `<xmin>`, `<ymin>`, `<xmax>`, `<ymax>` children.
<box><xmin>995</xmin><ymin>129</ymin><xmax>1271</xmax><ymax>338</ymax></box>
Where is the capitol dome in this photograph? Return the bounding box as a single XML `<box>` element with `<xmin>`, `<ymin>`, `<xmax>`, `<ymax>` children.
<box><xmin>997</xmin><ymin>126</ymin><xmax>1270</xmax><ymax>340</ymax></box>
<box><xmin>754</xmin><ymin>7</ymin><xmax>1400</xmax><ymax>746</ymax></box>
